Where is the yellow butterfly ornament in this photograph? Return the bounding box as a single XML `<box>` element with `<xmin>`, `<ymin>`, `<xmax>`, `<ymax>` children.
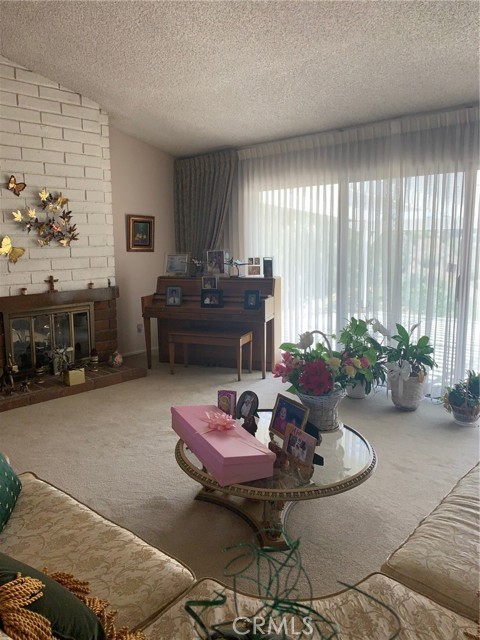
<box><xmin>0</xmin><ymin>236</ymin><xmax>25</xmax><ymax>263</ymax></box>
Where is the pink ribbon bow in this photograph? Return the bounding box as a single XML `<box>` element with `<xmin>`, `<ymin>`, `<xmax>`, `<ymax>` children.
<box><xmin>201</xmin><ymin>411</ymin><xmax>237</xmax><ymax>432</ymax></box>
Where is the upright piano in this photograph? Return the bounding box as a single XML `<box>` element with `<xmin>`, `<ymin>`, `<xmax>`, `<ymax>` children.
<box><xmin>141</xmin><ymin>276</ymin><xmax>281</xmax><ymax>377</ymax></box>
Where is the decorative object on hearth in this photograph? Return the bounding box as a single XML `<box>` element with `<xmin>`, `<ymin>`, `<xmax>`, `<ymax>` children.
<box><xmin>385</xmin><ymin>323</ymin><xmax>436</xmax><ymax>411</ymax></box>
<box><xmin>6</xmin><ymin>174</ymin><xmax>26</xmax><ymax>196</ymax></box>
<box><xmin>338</xmin><ymin>317</ymin><xmax>387</xmax><ymax>398</ymax></box>
<box><xmin>273</xmin><ymin>330</ymin><xmax>371</xmax><ymax>433</ymax></box>
<box><xmin>109</xmin><ymin>350</ymin><xmax>123</xmax><ymax>368</ymax></box>
<box><xmin>0</xmin><ymin>235</ymin><xmax>25</xmax><ymax>263</ymax></box>
<box><xmin>12</xmin><ymin>188</ymin><xmax>78</xmax><ymax>247</ymax></box>
<box><xmin>443</xmin><ymin>370</ymin><xmax>480</xmax><ymax>427</ymax></box>
<box><xmin>90</xmin><ymin>348</ymin><xmax>99</xmax><ymax>371</ymax></box>
<box><xmin>184</xmin><ymin>534</ymin><xmax>401</xmax><ymax>639</ymax></box>
<box><xmin>20</xmin><ymin>287</ymin><xmax>27</xmax><ymax>295</ymax></box>
<box><xmin>49</xmin><ymin>346</ymin><xmax>74</xmax><ymax>376</ymax></box>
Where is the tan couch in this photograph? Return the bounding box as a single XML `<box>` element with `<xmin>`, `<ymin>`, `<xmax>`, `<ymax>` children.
<box><xmin>0</xmin><ymin>465</ymin><xmax>478</xmax><ymax>638</ymax></box>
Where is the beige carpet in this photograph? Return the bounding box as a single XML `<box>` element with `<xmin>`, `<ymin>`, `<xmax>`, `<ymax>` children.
<box><xmin>1</xmin><ymin>354</ymin><xmax>479</xmax><ymax>597</ymax></box>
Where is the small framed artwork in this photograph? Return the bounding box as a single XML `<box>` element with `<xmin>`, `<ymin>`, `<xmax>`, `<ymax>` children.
<box><xmin>283</xmin><ymin>425</ymin><xmax>317</xmax><ymax>467</ymax></box>
<box><xmin>165</xmin><ymin>253</ymin><xmax>189</xmax><ymax>275</ymax></box>
<box><xmin>248</xmin><ymin>257</ymin><xmax>261</xmax><ymax>276</ymax></box>
<box><xmin>269</xmin><ymin>393</ymin><xmax>309</xmax><ymax>440</ymax></box>
<box><xmin>236</xmin><ymin>391</ymin><xmax>259</xmax><ymax>419</ymax></box>
<box><xmin>206</xmin><ymin>250</ymin><xmax>226</xmax><ymax>275</ymax></box>
<box><xmin>126</xmin><ymin>215</ymin><xmax>154</xmax><ymax>252</ymax></box>
<box><xmin>218</xmin><ymin>390</ymin><xmax>237</xmax><ymax>416</ymax></box>
<box><xmin>263</xmin><ymin>257</ymin><xmax>273</xmax><ymax>278</ymax></box>
<box><xmin>166</xmin><ymin>286</ymin><xmax>182</xmax><ymax>306</ymax></box>
<box><xmin>202</xmin><ymin>275</ymin><xmax>218</xmax><ymax>289</ymax></box>
<box><xmin>200</xmin><ymin>288</ymin><xmax>223</xmax><ymax>308</ymax></box>
<box><xmin>244</xmin><ymin>290</ymin><xmax>261</xmax><ymax>310</ymax></box>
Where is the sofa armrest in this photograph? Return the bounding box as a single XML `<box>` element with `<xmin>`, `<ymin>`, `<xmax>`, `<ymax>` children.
<box><xmin>381</xmin><ymin>463</ymin><xmax>480</xmax><ymax>620</ymax></box>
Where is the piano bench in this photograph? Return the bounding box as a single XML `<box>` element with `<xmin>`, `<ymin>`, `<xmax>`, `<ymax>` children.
<box><xmin>168</xmin><ymin>330</ymin><xmax>253</xmax><ymax>381</ymax></box>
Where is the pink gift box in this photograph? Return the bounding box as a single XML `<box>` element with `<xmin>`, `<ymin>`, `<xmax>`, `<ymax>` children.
<box><xmin>171</xmin><ymin>405</ymin><xmax>275</xmax><ymax>486</ymax></box>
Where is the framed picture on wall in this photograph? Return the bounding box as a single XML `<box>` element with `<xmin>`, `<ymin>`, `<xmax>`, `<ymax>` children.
<box><xmin>126</xmin><ymin>215</ymin><xmax>154</xmax><ymax>252</ymax></box>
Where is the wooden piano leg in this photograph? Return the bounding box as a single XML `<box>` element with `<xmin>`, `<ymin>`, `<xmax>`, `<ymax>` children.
<box><xmin>237</xmin><ymin>341</ymin><xmax>242</xmax><ymax>381</ymax></box>
<box><xmin>248</xmin><ymin>338</ymin><xmax>253</xmax><ymax>373</ymax></box>
<box><xmin>144</xmin><ymin>318</ymin><xmax>152</xmax><ymax>369</ymax></box>
<box><xmin>261</xmin><ymin>324</ymin><xmax>266</xmax><ymax>379</ymax></box>
<box><xmin>169</xmin><ymin>340</ymin><xmax>175</xmax><ymax>374</ymax></box>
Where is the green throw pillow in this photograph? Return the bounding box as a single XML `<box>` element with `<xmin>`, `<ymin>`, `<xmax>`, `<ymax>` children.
<box><xmin>0</xmin><ymin>552</ymin><xmax>106</xmax><ymax>640</ymax></box>
<box><xmin>0</xmin><ymin>453</ymin><xmax>22</xmax><ymax>533</ymax></box>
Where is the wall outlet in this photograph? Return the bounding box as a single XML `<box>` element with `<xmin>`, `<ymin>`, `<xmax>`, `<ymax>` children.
<box><xmin>137</xmin><ymin>323</ymin><xmax>143</xmax><ymax>333</ymax></box>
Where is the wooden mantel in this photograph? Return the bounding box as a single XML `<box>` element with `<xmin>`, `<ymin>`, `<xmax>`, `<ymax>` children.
<box><xmin>0</xmin><ymin>287</ymin><xmax>120</xmax><ymax>369</ymax></box>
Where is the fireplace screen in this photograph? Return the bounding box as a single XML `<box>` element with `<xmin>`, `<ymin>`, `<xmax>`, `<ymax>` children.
<box><xmin>9</xmin><ymin>304</ymin><xmax>93</xmax><ymax>372</ymax></box>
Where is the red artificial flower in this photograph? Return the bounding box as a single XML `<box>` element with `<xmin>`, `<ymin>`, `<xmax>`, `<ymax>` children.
<box><xmin>299</xmin><ymin>360</ymin><xmax>333</xmax><ymax>395</ymax></box>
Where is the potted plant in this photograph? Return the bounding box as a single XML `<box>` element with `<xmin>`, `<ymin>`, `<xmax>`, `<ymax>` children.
<box><xmin>272</xmin><ymin>329</ymin><xmax>374</xmax><ymax>434</ymax></box>
<box><xmin>443</xmin><ymin>371</ymin><xmax>480</xmax><ymax>426</ymax></box>
<box><xmin>337</xmin><ymin>317</ymin><xmax>386</xmax><ymax>398</ymax></box>
<box><xmin>384</xmin><ymin>323</ymin><xmax>436</xmax><ymax>411</ymax></box>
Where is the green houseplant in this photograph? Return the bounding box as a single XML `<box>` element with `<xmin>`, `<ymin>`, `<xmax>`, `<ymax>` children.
<box><xmin>337</xmin><ymin>317</ymin><xmax>387</xmax><ymax>398</ymax></box>
<box><xmin>385</xmin><ymin>323</ymin><xmax>436</xmax><ymax>411</ymax></box>
<box><xmin>443</xmin><ymin>371</ymin><xmax>480</xmax><ymax>426</ymax></box>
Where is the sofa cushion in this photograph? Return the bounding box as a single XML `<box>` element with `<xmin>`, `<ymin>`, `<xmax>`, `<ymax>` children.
<box><xmin>140</xmin><ymin>573</ymin><xmax>476</xmax><ymax>639</ymax></box>
<box><xmin>0</xmin><ymin>472</ymin><xmax>196</xmax><ymax>630</ymax></box>
<box><xmin>381</xmin><ymin>462</ymin><xmax>480</xmax><ymax>621</ymax></box>
<box><xmin>0</xmin><ymin>551</ymin><xmax>106</xmax><ymax>640</ymax></box>
<box><xmin>0</xmin><ymin>454</ymin><xmax>21</xmax><ymax>533</ymax></box>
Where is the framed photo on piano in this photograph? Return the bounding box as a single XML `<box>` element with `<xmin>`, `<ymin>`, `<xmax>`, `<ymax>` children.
<box><xmin>200</xmin><ymin>288</ymin><xmax>223</xmax><ymax>308</ymax></box>
<box><xmin>164</xmin><ymin>253</ymin><xmax>189</xmax><ymax>276</ymax></box>
<box><xmin>244</xmin><ymin>290</ymin><xmax>261</xmax><ymax>310</ymax></box>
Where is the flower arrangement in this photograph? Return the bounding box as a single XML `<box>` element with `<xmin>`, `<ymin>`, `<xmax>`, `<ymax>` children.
<box><xmin>442</xmin><ymin>370</ymin><xmax>480</xmax><ymax>425</ymax></box>
<box><xmin>273</xmin><ymin>330</ymin><xmax>374</xmax><ymax>397</ymax></box>
<box><xmin>12</xmin><ymin>188</ymin><xmax>78</xmax><ymax>247</ymax></box>
<box><xmin>337</xmin><ymin>317</ymin><xmax>387</xmax><ymax>395</ymax></box>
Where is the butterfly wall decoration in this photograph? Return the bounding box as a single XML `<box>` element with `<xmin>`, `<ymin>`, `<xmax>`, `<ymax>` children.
<box><xmin>0</xmin><ymin>236</ymin><xmax>25</xmax><ymax>263</ymax></box>
<box><xmin>7</xmin><ymin>175</ymin><xmax>26</xmax><ymax>197</ymax></box>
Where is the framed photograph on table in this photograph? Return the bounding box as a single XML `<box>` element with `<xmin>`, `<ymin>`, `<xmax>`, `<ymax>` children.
<box><xmin>164</xmin><ymin>253</ymin><xmax>189</xmax><ymax>275</ymax></box>
<box><xmin>244</xmin><ymin>290</ymin><xmax>261</xmax><ymax>310</ymax></box>
<box><xmin>283</xmin><ymin>425</ymin><xmax>316</xmax><ymax>467</ymax></box>
<box><xmin>200</xmin><ymin>288</ymin><xmax>223</xmax><ymax>308</ymax></box>
<box><xmin>126</xmin><ymin>215</ymin><xmax>154</xmax><ymax>252</ymax></box>
<box><xmin>263</xmin><ymin>257</ymin><xmax>273</xmax><ymax>278</ymax></box>
<box><xmin>269</xmin><ymin>393</ymin><xmax>309</xmax><ymax>440</ymax></box>
<box><xmin>236</xmin><ymin>391</ymin><xmax>259</xmax><ymax>419</ymax></box>
<box><xmin>166</xmin><ymin>286</ymin><xmax>182</xmax><ymax>306</ymax></box>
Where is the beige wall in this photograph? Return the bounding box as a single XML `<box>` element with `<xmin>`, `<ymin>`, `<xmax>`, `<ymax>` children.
<box><xmin>110</xmin><ymin>127</ymin><xmax>175</xmax><ymax>355</ymax></box>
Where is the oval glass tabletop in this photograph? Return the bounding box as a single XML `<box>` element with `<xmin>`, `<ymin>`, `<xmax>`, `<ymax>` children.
<box><xmin>175</xmin><ymin>410</ymin><xmax>377</xmax><ymax>549</ymax></box>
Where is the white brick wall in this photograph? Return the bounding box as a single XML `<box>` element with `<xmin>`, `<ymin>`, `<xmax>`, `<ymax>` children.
<box><xmin>0</xmin><ymin>56</ymin><xmax>115</xmax><ymax>297</ymax></box>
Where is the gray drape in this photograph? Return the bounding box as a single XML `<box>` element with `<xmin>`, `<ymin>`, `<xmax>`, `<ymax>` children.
<box><xmin>174</xmin><ymin>149</ymin><xmax>238</xmax><ymax>260</ymax></box>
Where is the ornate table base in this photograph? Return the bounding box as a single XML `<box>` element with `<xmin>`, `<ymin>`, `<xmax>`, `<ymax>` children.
<box><xmin>195</xmin><ymin>487</ymin><xmax>295</xmax><ymax>551</ymax></box>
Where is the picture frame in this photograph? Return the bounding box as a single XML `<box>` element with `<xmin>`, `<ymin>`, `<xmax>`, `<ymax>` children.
<box><xmin>200</xmin><ymin>288</ymin><xmax>223</xmax><ymax>308</ymax></box>
<box><xmin>202</xmin><ymin>275</ymin><xmax>218</xmax><ymax>289</ymax></box>
<box><xmin>283</xmin><ymin>425</ymin><xmax>317</xmax><ymax>467</ymax></box>
<box><xmin>263</xmin><ymin>257</ymin><xmax>273</xmax><ymax>278</ymax></box>
<box><xmin>166</xmin><ymin>286</ymin><xmax>182</xmax><ymax>306</ymax></box>
<box><xmin>206</xmin><ymin>250</ymin><xmax>226</xmax><ymax>275</ymax></box>
<box><xmin>248</xmin><ymin>257</ymin><xmax>261</xmax><ymax>276</ymax></box>
<box><xmin>164</xmin><ymin>253</ymin><xmax>189</xmax><ymax>275</ymax></box>
<box><xmin>269</xmin><ymin>393</ymin><xmax>309</xmax><ymax>440</ymax></box>
<box><xmin>236</xmin><ymin>391</ymin><xmax>259</xmax><ymax>419</ymax></box>
<box><xmin>218</xmin><ymin>390</ymin><xmax>237</xmax><ymax>416</ymax></box>
<box><xmin>126</xmin><ymin>215</ymin><xmax>154</xmax><ymax>252</ymax></box>
<box><xmin>244</xmin><ymin>289</ymin><xmax>261</xmax><ymax>310</ymax></box>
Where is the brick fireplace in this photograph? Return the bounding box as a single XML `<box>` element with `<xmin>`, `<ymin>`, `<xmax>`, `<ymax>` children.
<box><xmin>0</xmin><ymin>286</ymin><xmax>120</xmax><ymax>371</ymax></box>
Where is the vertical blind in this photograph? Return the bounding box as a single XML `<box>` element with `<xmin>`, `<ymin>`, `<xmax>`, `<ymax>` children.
<box><xmin>230</xmin><ymin>107</ymin><xmax>479</xmax><ymax>394</ymax></box>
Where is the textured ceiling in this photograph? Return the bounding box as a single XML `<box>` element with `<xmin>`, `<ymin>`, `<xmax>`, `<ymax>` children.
<box><xmin>1</xmin><ymin>0</ymin><xmax>479</xmax><ymax>157</ymax></box>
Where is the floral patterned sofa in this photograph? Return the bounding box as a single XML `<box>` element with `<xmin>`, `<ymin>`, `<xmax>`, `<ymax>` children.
<box><xmin>0</xmin><ymin>464</ymin><xmax>478</xmax><ymax>639</ymax></box>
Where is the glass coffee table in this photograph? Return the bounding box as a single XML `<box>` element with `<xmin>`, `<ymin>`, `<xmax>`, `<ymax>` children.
<box><xmin>175</xmin><ymin>411</ymin><xmax>377</xmax><ymax>550</ymax></box>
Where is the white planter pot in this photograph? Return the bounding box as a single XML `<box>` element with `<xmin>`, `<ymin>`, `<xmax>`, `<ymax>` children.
<box><xmin>346</xmin><ymin>381</ymin><xmax>367</xmax><ymax>399</ymax></box>
<box><xmin>389</xmin><ymin>374</ymin><xmax>425</xmax><ymax>411</ymax></box>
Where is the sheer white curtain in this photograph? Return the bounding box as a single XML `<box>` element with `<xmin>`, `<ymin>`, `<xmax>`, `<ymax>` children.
<box><xmin>229</xmin><ymin>107</ymin><xmax>479</xmax><ymax>393</ymax></box>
